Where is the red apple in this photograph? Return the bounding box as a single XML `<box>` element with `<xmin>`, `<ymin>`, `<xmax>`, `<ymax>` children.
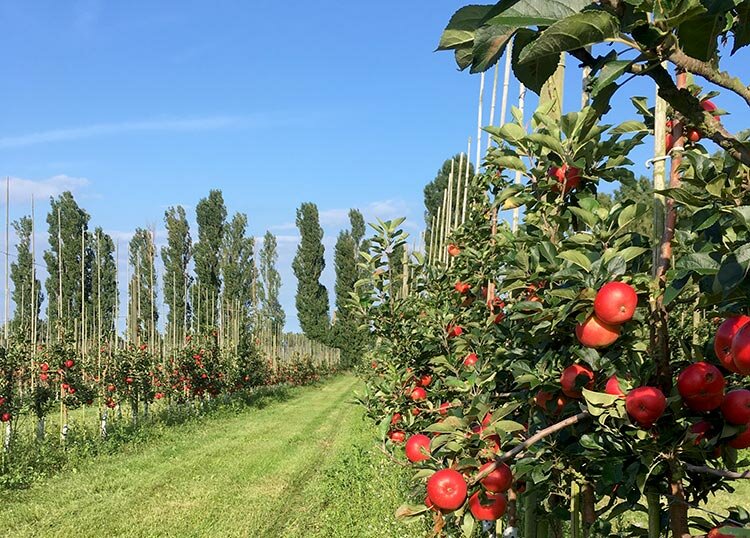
<box><xmin>454</xmin><ymin>282</ymin><xmax>471</xmax><ymax>295</ymax></box>
<box><xmin>426</xmin><ymin>469</ymin><xmax>468</xmax><ymax>511</ymax></box>
<box><xmin>40</xmin><ymin>362</ymin><xmax>49</xmax><ymax>372</ymax></box>
<box><xmin>626</xmin><ymin>386</ymin><xmax>667</xmax><ymax>427</ymax></box>
<box><xmin>728</xmin><ymin>424</ymin><xmax>750</xmax><ymax>449</ymax></box>
<box><xmin>447</xmin><ymin>325</ymin><xmax>463</xmax><ymax>338</ymax></box>
<box><xmin>411</xmin><ymin>387</ymin><xmax>427</xmax><ymax>401</ymax></box>
<box><xmin>479</xmin><ymin>462</ymin><xmax>513</xmax><ymax>493</ymax></box>
<box><xmin>389</xmin><ymin>430</ymin><xmax>406</xmax><ymax>443</ymax></box>
<box><xmin>64</xmin><ymin>359</ymin><xmax>75</xmax><ymax>369</ymax></box>
<box><xmin>604</xmin><ymin>375</ymin><xmax>625</xmax><ymax>397</ymax></box>
<box><xmin>721</xmin><ymin>389</ymin><xmax>750</xmax><ymax>425</ymax></box>
<box><xmin>1</xmin><ymin>412</ymin><xmax>11</xmax><ymax>422</ymax></box>
<box><xmin>447</xmin><ymin>244</ymin><xmax>461</xmax><ymax>257</ymax></box>
<box><xmin>40</xmin><ymin>373</ymin><xmax>49</xmax><ymax>382</ymax></box>
<box><xmin>405</xmin><ymin>434</ymin><xmax>431</xmax><ymax>463</ymax></box>
<box><xmin>560</xmin><ymin>364</ymin><xmax>595</xmax><ymax>399</ymax></box>
<box><xmin>701</xmin><ymin>99</ymin><xmax>720</xmax><ymax>120</ymax></box>
<box><xmin>593</xmin><ymin>282</ymin><xmax>638</xmax><ymax>325</ymax></box>
<box><xmin>535</xmin><ymin>390</ymin><xmax>565</xmax><ymax>414</ymax></box>
<box><xmin>439</xmin><ymin>402</ymin><xmax>451</xmax><ymax>416</ymax></box>
<box><xmin>420</xmin><ymin>375</ymin><xmax>432</xmax><ymax>387</ymax></box>
<box><xmin>677</xmin><ymin>362</ymin><xmax>726</xmax><ymax>412</ymax></box>
<box><xmin>687</xmin><ymin>129</ymin><xmax>701</xmax><ymax>142</ymax></box>
<box><xmin>463</xmin><ymin>353</ymin><xmax>478</xmax><ymax>367</ymax></box>
<box><xmin>469</xmin><ymin>491</ymin><xmax>507</xmax><ymax>521</ymax></box>
<box><xmin>411</xmin><ymin>407</ymin><xmax>420</xmax><ymax>416</ymax></box>
<box><xmin>714</xmin><ymin>315</ymin><xmax>750</xmax><ymax>373</ymax></box>
<box><xmin>575</xmin><ymin>315</ymin><xmax>620</xmax><ymax>348</ymax></box>
<box><xmin>689</xmin><ymin>420</ymin><xmax>713</xmax><ymax>444</ymax></box>
<box><xmin>548</xmin><ymin>164</ymin><xmax>582</xmax><ymax>194</ymax></box>
<box><xmin>125</xmin><ymin>377</ymin><xmax>134</xmax><ymax>385</ymax></box>
<box><xmin>730</xmin><ymin>323</ymin><xmax>750</xmax><ymax>375</ymax></box>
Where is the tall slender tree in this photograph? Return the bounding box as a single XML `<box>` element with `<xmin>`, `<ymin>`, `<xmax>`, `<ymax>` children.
<box><xmin>91</xmin><ymin>227</ymin><xmax>117</xmax><ymax>337</ymax></box>
<box><xmin>259</xmin><ymin>231</ymin><xmax>285</xmax><ymax>337</ymax></box>
<box><xmin>221</xmin><ymin>212</ymin><xmax>257</xmax><ymax>340</ymax></box>
<box><xmin>349</xmin><ymin>209</ymin><xmax>365</xmax><ymax>247</ymax></box>
<box><xmin>43</xmin><ymin>191</ymin><xmax>92</xmax><ymax>336</ymax></box>
<box><xmin>193</xmin><ymin>190</ymin><xmax>226</xmax><ymax>330</ymax></box>
<box><xmin>292</xmin><ymin>202</ymin><xmax>330</xmax><ymax>342</ymax></box>
<box><xmin>127</xmin><ymin>228</ymin><xmax>158</xmax><ymax>343</ymax></box>
<box><xmin>162</xmin><ymin>206</ymin><xmax>192</xmax><ymax>341</ymax></box>
<box><xmin>423</xmin><ymin>154</ymin><xmax>474</xmax><ymax>255</ymax></box>
<box><xmin>10</xmin><ymin>216</ymin><xmax>43</xmax><ymax>335</ymax></box>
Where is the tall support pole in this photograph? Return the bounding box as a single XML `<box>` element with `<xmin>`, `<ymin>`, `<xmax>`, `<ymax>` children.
<box><xmin>541</xmin><ymin>55</ymin><xmax>565</xmax><ymax>119</ymax></box>
<box><xmin>435</xmin><ymin>205</ymin><xmax>444</xmax><ymax>265</ymax></box>
<box><xmin>512</xmin><ymin>84</ymin><xmax>527</xmax><ymax>232</ymax></box>
<box><xmin>453</xmin><ymin>153</ymin><xmax>465</xmax><ymax>230</ymax></box>
<box><xmin>97</xmin><ymin>231</ymin><xmax>102</xmax><ymax>378</ymax></box>
<box><xmin>150</xmin><ymin>227</ymin><xmax>155</xmax><ymax>347</ymax></box>
<box><xmin>428</xmin><ymin>215</ymin><xmax>437</xmax><ymax>265</ymax></box>
<box><xmin>115</xmin><ymin>240</ymin><xmax>119</xmax><ymax>348</ymax></box>
<box><xmin>499</xmin><ymin>41</ymin><xmax>513</xmax><ymax>129</ymax></box>
<box><xmin>486</xmin><ymin>63</ymin><xmax>500</xmax><ymax>152</ymax></box>
<box><xmin>461</xmin><ymin>137</ymin><xmax>472</xmax><ymax>225</ymax></box>
<box><xmin>475</xmin><ymin>72</ymin><xmax>486</xmax><ymax>172</ymax></box>
<box><xmin>81</xmin><ymin>225</ymin><xmax>85</xmax><ymax>359</ymax></box>
<box><xmin>57</xmin><ymin>207</ymin><xmax>63</xmax><ymax>342</ymax></box>
<box><xmin>653</xmin><ymin>85</ymin><xmax>668</xmax><ymax>267</ymax></box>
<box><xmin>4</xmin><ymin>177</ymin><xmax>8</xmax><ymax>343</ymax></box>
<box><xmin>31</xmin><ymin>195</ymin><xmax>37</xmax><ymax>386</ymax></box>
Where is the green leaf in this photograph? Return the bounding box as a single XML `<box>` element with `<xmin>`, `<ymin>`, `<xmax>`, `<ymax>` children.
<box><xmin>489</xmin><ymin>155</ymin><xmax>527</xmax><ymax>171</ymax></box>
<box><xmin>558</xmin><ymin>250</ymin><xmax>592</xmax><ymax>271</ymax></box>
<box><xmin>481</xmin><ymin>0</ymin><xmax>591</xmax><ymax>27</ymax></box>
<box><xmin>511</xmin><ymin>28</ymin><xmax>561</xmax><ymax>95</ymax></box>
<box><xmin>609</xmin><ymin>120</ymin><xmax>649</xmax><ymax>134</ymax></box>
<box><xmin>455</xmin><ymin>44</ymin><xmax>474</xmax><ymax>70</ymax></box>
<box><xmin>592</xmin><ymin>60</ymin><xmax>633</xmax><ymax>97</ymax></box>
<box><xmin>732</xmin><ymin>0</ymin><xmax>750</xmax><ymax>53</ymax></box>
<box><xmin>471</xmin><ymin>25</ymin><xmax>516</xmax><ymax>73</ymax></box>
<box><xmin>438</xmin><ymin>5</ymin><xmax>494</xmax><ymax>50</ymax></box>
<box><xmin>518</xmin><ymin>11</ymin><xmax>620</xmax><ymax>64</ymax></box>
<box><xmin>678</xmin><ymin>12</ymin><xmax>725</xmax><ymax>61</ymax></box>
<box><xmin>528</xmin><ymin>133</ymin><xmax>566</xmax><ymax>156</ymax></box>
<box><xmin>731</xmin><ymin>206</ymin><xmax>750</xmax><ymax>228</ymax></box>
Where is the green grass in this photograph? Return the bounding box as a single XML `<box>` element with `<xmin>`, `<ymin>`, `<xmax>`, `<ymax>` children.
<box><xmin>3</xmin><ymin>375</ymin><xmax>418</xmax><ymax>538</ymax></box>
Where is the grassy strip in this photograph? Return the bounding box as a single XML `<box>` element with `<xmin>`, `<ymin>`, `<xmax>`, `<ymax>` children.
<box><xmin>3</xmin><ymin>375</ymin><xmax>418</xmax><ymax>537</ymax></box>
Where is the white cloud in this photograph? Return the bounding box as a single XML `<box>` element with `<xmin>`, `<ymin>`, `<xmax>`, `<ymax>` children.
<box><xmin>1</xmin><ymin>175</ymin><xmax>90</xmax><ymax>204</ymax></box>
<box><xmin>0</xmin><ymin>117</ymin><xmax>242</xmax><ymax>149</ymax></box>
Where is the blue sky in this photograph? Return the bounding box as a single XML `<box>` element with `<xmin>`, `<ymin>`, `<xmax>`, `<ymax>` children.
<box><xmin>0</xmin><ymin>1</ymin><xmax>747</xmax><ymax>332</ymax></box>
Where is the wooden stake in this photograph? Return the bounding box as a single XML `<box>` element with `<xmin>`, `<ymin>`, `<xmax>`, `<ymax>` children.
<box><xmin>453</xmin><ymin>153</ymin><xmax>465</xmax><ymax>230</ymax></box>
<box><xmin>461</xmin><ymin>137</ymin><xmax>472</xmax><ymax>224</ymax></box>
<box><xmin>486</xmin><ymin>63</ymin><xmax>500</xmax><ymax>152</ymax></box>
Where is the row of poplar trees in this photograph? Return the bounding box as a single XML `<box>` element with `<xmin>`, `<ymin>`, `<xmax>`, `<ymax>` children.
<box><xmin>9</xmin><ymin>189</ymin><xmax>285</xmax><ymax>348</ymax></box>
<box><xmin>292</xmin><ymin>203</ymin><xmax>369</xmax><ymax>367</ymax></box>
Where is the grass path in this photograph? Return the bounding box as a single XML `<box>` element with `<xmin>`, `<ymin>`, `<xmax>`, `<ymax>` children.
<box><xmin>3</xmin><ymin>376</ymin><xmax>418</xmax><ymax>538</ymax></box>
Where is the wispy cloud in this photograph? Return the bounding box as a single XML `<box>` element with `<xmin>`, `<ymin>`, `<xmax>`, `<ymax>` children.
<box><xmin>1</xmin><ymin>175</ymin><xmax>90</xmax><ymax>204</ymax></box>
<box><xmin>0</xmin><ymin>116</ymin><xmax>243</xmax><ymax>149</ymax></box>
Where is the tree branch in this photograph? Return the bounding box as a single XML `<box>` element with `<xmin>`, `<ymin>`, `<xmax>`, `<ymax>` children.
<box><xmin>668</xmin><ymin>48</ymin><xmax>750</xmax><ymax>108</ymax></box>
<box><xmin>684</xmin><ymin>463</ymin><xmax>750</xmax><ymax>480</ymax></box>
<box><xmin>469</xmin><ymin>411</ymin><xmax>590</xmax><ymax>485</ymax></box>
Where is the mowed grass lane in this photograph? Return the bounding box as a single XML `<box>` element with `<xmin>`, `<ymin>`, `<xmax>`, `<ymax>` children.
<box><xmin>3</xmin><ymin>376</ymin><xmax>417</xmax><ymax>538</ymax></box>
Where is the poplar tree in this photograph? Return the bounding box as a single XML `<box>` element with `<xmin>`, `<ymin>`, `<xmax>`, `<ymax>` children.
<box><xmin>10</xmin><ymin>216</ymin><xmax>43</xmax><ymax>334</ymax></box>
<box><xmin>292</xmin><ymin>202</ymin><xmax>329</xmax><ymax>342</ymax></box>
<box><xmin>127</xmin><ymin>228</ymin><xmax>158</xmax><ymax>343</ymax></box>
<box><xmin>162</xmin><ymin>206</ymin><xmax>192</xmax><ymax>340</ymax></box>
<box><xmin>43</xmin><ymin>191</ymin><xmax>92</xmax><ymax>336</ymax></box>
<box><xmin>91</xmin><ymin>227</ymin><xmax>117</xmax><ymax>336</ymax></box>
<box><xmin>259</xmin><ymin>231</ymin><xmax>284</xmax><ymax>337</ymax></box>
<box><xmin>221</xmin><ymin>212</ymin><xmax>256</xmax><ymax>338</ymax></box>
<box><xmin>194</xmin><ymin>190</ymin><xmax>226</xmax><ymax>330</ymax></box>
<box><xmin>423</xmin><ymin>154</ymin><xmax>474</xmax><ymax>255</ymax></box>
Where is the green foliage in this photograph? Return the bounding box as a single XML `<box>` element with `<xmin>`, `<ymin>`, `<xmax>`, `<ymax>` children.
<box><xmin>221</xmin><ymin>212</ymin><xmax>257</xmax><ymax>343</ymax></box>
<box><xmin>292</xmin><ymin>202</ymin><xmax>331</xmax><ymax>343</ymax></box>
<box><xmin>161</xmin><ymin>205</ymin><xmax>193</xmax><ymax>341</ymax></box>
<box><xmin>90</xmin><ymin>228</ymin><xmax>117</xmax><ymax>337</ymax></box>
<box><xmin>10</xmin><ymin>216</ymin><xmax>42</xmax><ymax>336</ymax></box>
<box><xmin>127</xmin><ymin>228</ymin><xmax>158</xmax><ymax>343</ymax></box>
<box><xmin>259</xmin><ymin>231</ymin><xmax>285</xmax><ymax>337</ymax></box>
<box><xmin>43</xmin><ymin>191</ymin><xmax>93</xmax><ymax>334</ymax></box>
<box><xmin>194</xmin><ymin>189</ymin><xmax>227</xmax><ymax>329</ymax></box>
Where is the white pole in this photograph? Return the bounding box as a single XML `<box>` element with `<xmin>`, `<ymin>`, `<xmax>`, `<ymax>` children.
<box><xmin>512</xmin><ymin>84</ymin><xmax>527</xmax><ymax>232</ymax></box>
<box><xmin>486</xmin><ymin>64</ymin><xmax>500</xmax><ymax>152</ymax></box>
<box><xmin>499</xmin><ymin>40</ymin><xmax>514</xmax><ymax>128</ymax></box>
<box><xmin>462</xmin><ymin>137</ymin><xmax>472</xmax><ymax>224</ymax></box>
<box><xmin>4</xmin><ymin>177</ymin><xmax>8</xmax><ymax>342</ymax></box>
<box><xmin>475</xmin><ymin>72</ymin><xmax>486</xmax><ymax>172</ymax></box>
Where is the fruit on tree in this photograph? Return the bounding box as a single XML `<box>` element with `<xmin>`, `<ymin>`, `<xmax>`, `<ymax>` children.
<box><xmin>576</xmin><ymin>315</ymin><xmax>620</xmax><ymax>348</ymax></box>
<box><xmin>604</xmin><ymin>375</ymin><xmax>625</xmax><ymax>397</ymax></box>
<box><xmin>420</xmin><ymin>374</ymin><xmax>432</xmax><ymax>387</ymax></box>
<box><xmin>689</xmin><ymin>421</ymin><xmax>713</xmax><ymax>444</ymax></box>
<box><xmin>535</xmin><ymin>390</ymin><xmax>565</xmax><ymax>414</ymax></box>
<box><xmin>389</xmin><ymin>430</ymin><xmax>406</xmax><ymax>443</ymax></box>
<box><xmin>714</xmin><ymin>315</ymin><xmax>750</xmax><ymax>373</ymax></box>
<box><xmin>687</xmin><ymin>129</ymin><xmax>701</xmax><ymax>142</ymax></box>
<box><xmin>468</xmin><ymin>491</ymin><xmax>507</xmax><ymax>521</ymax></box>
<box><xmin>426</xmin><ymin>469</ymin><xmax>468</xmax><ymax>511</ymax></box>
<box><xmin>411</xmin><ymin>387</ymin><xmax>427</xmax><ymax>401</ymax></box>
<box><xmin>455</xmin><ymin>281</ymin><xmax>471</xmax><ymax>294</ymax></box>
<box><xmin>626</xmin><ymin>387</ymin><xmax>667</xmax><ymax>427</ymax></box>
<box><xmin>40</xmin><ymin>373</ymin><xmax>49</xmax><ymax>382</ymax></box>
<box><xmin>447</xmin><ymin>244</ymin><xmax>460</xmax><ymax>257</ymax></box>
<box><xmin>64</xmin><ymin>359</ymin><xmax>75</xmax><ymax>368</ymax></box>
<box><xmin>405</xmin><ymin>434</ymin><xmax>431</xmax><ymax>463</ymax></box>
<box><xmin>593</xmin><ymin>282</ymin><xmax>638</xmax><ymax>325</ymax></box>
<box><xmin>548</xmin><ymin>164</ymin><xmax>582</xmax><ymax>194</ymax></box>
<box><xmin>439</xmin><ymin>402</ymin><xmax>451</xmax><ymax>416</ymax></box>
<box><xmin>390</xmin><ymin>412</ymin><xmax>402</xmax><ymax>425</ymax></box>
<box><xmin>1</xmin><ymin>412</ymin><xmax>11</xmax><ymax>422</ymax></box>
<box><xmin>463</xmin><ymin>353</ymin><xmax>478</xmax><ymax>367</ymax></box>
<box><xmin>479</xmin><ymin>462</ymin><xmax>513</xmax><ymax>493</ymax></box>
<box><xmin>728</xmin><ymin>425</ymin><xmax>750</xmax><ymax>449</ymax></box>
<box><xmin>560</xmin><ymin>364</ymin><xmax>595</xmax><ymax>399</ymax></box>
<box><xmin>411</xmin><ymin>408</ymin><xmax>420</xmax><ymax>416</ymax></box>
<box><xmin>701</xmin><ymin>99</ymin><xmax>720</xmax><ymax>120</ymax></box>
<box><xmin>677</xmin><ymin>362</ymin><xmax>726</xmax><ymax>412</ymax></box>
<box><xmin>447</xmin><ymin>325</ymin><xmax>463</xmax><ymax>338</ymax></box>
<box><xmin>730</xmin><ymin>323</ymin><xmax>750</xmax><ymax>375</ymax></box>
<box><xmin>720</xmin><ymin>389</ymin><xmax>750</xmax><ymax>425</ymax></box>
<box><xmin>40</xmin><ymin>362</ymin><xmax>49</xmax><ymax>372</ymax></box>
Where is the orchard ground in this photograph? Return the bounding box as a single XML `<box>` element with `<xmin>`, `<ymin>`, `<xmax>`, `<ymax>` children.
<box><xmin>3</xmin><ymin>374</ymin><xmax>748</xmax><ymax>537</ymax></box>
